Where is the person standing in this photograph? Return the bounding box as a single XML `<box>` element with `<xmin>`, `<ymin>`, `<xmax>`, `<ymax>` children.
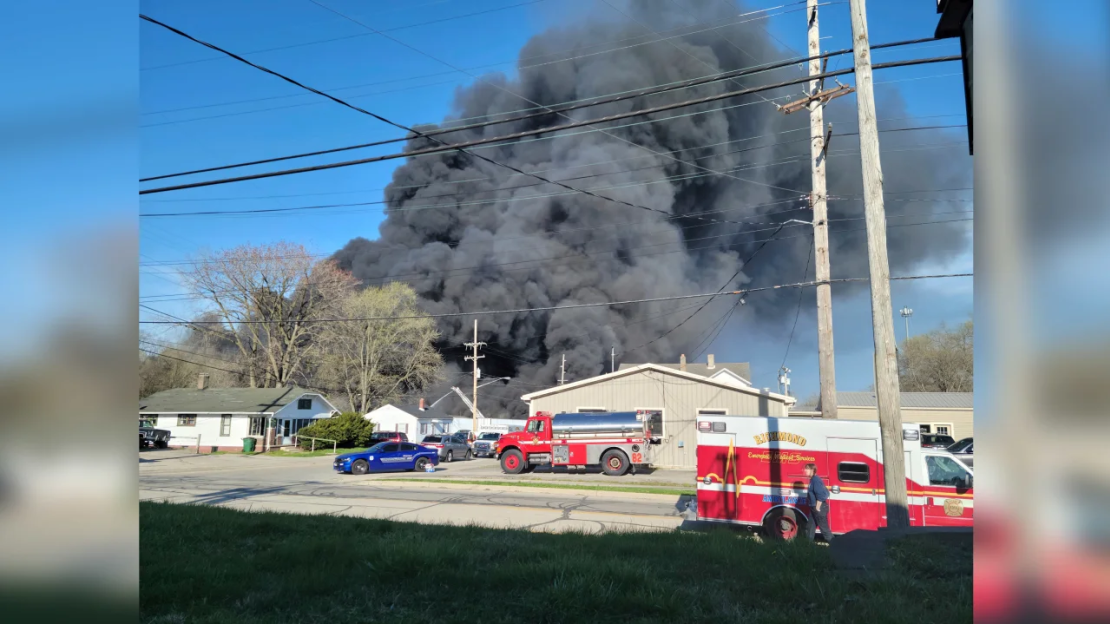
<box><xmin>804</xmin><ymin>463</ymin><xmax>833</xmax><ymax>543</ymax></box>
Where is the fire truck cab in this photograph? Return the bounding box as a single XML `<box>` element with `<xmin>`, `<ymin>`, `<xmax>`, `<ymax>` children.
<box><xmin>496</xmin><ymin>411</ymin><xmax>654</xmax><ymax>476</ymax></box>
<box><xmin>694</xmin><ymin>415</ymin><xmax>974</xmax><ymax>539</ymax></box>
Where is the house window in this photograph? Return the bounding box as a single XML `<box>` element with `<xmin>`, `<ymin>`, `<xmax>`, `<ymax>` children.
<box><xmin>220</xmin><ymin>415</ymin><xmax>232</xmax><ymax>437</ymax></box>
<box><xmin>298</xmin><ymin>398</ymin><xmax>312</xmax><ymax>410</ymax></box>
<box><xmin>637</xmin><ymin>408</ymin><xmax>664</xmax><ymax>438</ymax></box>
<box><xmin>420</xmin><ymin>423</ymin><xmax>429</xmax><ymax>435</ymax></box>
<box><xmin>919</xmin><ymin>424</ymin><xmax>932</xmax><ymax>434</ymax></box>
<box><xmin>933</xmin><ymin>424</ymin><xmax>953</xmax><ymax>437</ymax></box>
<box><xmin>177</xmin><ymin>414</ymin><xmax>197</xmax><ymax>427</ymax></box>
<box><xmin>283</xmin><ymin>420</ymin><xmax>291</xmax><ymax>436</ymax></box>
<box><xmin>249</xmin><ymin>416</ymin><xmax>265</xmax><ymax>436</ymax></box>
<box><xmin>837</xmin><ymin>462</ymin><xmax>870</xmax><ymax>484</ymax></box>
<box><xmin>577</xmin><ymin>407</ymin><xmax>606</xmax><ymax>413</ymax></box>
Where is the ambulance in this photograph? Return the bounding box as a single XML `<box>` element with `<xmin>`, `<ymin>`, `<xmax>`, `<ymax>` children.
<box><xmin>693</xmin><ymin>415</ymin><xmax>974</xmax><ymax>539</ymax></box>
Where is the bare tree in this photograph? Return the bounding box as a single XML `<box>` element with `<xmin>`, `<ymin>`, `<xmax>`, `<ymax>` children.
<box><xmin>180</xmin><ymin>242</ymin><xmax>358</xmax><ymax>388</ymax></box>
<box><xmin>316</xmin><ymin>282</ymin><xmax>443</xmax><ymax>414</ymax></box>
<box><xmin>898</xmin><ymin>319</ymin><xmax>973</xmax><ymax>392</ymax></box>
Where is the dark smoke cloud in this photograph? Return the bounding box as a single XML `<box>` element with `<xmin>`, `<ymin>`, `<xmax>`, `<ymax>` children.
<box><xmin>333</xmin><ymin>0</ymin><xmax>971</xmax><ymax>416</ymax></box>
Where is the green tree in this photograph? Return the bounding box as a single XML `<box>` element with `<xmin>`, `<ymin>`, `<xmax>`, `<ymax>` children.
<box><xmin>295</xmin><ymin>412</ymin><xmax>375</xmax><ymax>449</ymax></box>
<box><xmin>316</xmin><ymin>282</ymin><xmax>443</xmax><ymax>414</ymax></box>
<box><xmin>898</xmin><ymin>319</ymin><xmax>973</xmax><ymax>392</ymax></box>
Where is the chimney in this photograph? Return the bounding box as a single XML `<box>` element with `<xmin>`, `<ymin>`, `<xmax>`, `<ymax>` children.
<box><xmin>419</xmin><ymin>398</ymin><xmax>425</xmax><ymax>411</ymax></box>
<box><xmin>679</xmin><ymin>354</ymin><xmax>687</xmax><ymax>372</ymax></box>
<box><xmin>707</xmin><ymin>354</ymin><xmax>715</xmax><ymax>370</ymax></box>
<box><xmin>197</xmin><ymin>373</ymin><xmax>209</xmax><ymax>390</ymax></box>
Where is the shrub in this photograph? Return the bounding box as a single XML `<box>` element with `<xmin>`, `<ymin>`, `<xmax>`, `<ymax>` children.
<box><xmin>296</xmin><ymin>412</ymin><xmax>375</xmax><ymax>449</ymax></box>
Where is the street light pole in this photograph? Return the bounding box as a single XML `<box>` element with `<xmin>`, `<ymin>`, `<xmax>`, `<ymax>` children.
<box><xmin>900</xmin><ymin>306</ymin><xmax>914</xmax><ymax>342</ymax></box>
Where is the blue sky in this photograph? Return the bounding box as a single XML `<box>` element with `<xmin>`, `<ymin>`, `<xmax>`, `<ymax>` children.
<box><xmin>138</xmin><ymin>0</ymin><xmax>972</xmax><ymax>396</ymax></box>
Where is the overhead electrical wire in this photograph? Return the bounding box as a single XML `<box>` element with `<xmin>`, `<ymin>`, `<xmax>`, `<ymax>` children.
<box><xmin>139</xmin><ymin>214</ymin><xmax>972</xmax><ymax>302</ymax></box>
<box><xmin>138</xmin><ymin>272</ymin><xmax>973</xmax><ymax>325</ymax></box>
<box><xmin>779</xmin><ymin>235</ymin><xmax>815</xmax><ymax>370</ymax></box>
<box><xmin>139</xmin><ymin>13</ymin><xmax>800</xmax><ymax>231</ymax></box>
<box><xmin>139</xmin><ymin>51</ymin><xmax>959</xmax><ymax>194</ymax></box>
<box><xmin>139</xmin><ymin>34</ymin><xmax>945</xmax><ymax>184</ymax></box>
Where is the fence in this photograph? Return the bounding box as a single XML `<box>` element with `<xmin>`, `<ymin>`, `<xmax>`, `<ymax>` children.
<box><xmin>169</xmin><ymin>434</ymin><xmax>203</xmax><ymax>455</ymax></box>
<box><xmin>291</xmin><ymin>435</ymin><xmax>337</xmax><ymax>454</ymax></box>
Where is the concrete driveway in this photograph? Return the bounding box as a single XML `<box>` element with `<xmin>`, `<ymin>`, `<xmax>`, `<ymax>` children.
<box><xmin>139</xmin><ymin>451</ymin><xmax>694</xmax><ymax>534</ymax></box>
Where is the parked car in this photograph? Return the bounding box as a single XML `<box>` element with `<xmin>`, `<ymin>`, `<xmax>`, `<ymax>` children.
<box><xmin>920</xmin><ymin>433</ymin><xmax>956</xmax><ymax>449</ymax></box>
<box><xmin>140</xmin><ymin>418</ymin><xmax>171</xmax><ymax>449</ymax></box>
<box><xmin>333</xmin><ymin>442</ymin><xmax>438</xmax><ymax>475</ymax></box>
<box><xmin>948</xmin><ymin>437</ymin><xmax>974</xmax><ymax>468</ymax></box>
<box><xmin>420</xmin><ymin>433</ymin><xmax>472</xmax><ymax>462</ymax></box>
<box><xmin>370</xmin><ymin>431</ymin><xmax>409</xmax><ymax>443</ymax></box>
<box><xmin>473</xmin><ymin>432</ymin><xmax>502</xmax><ymax>458</ymax></box>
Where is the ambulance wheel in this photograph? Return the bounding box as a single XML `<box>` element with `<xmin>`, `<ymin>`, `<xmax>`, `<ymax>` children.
<box><xmin>501</xmin><ymin>449</ymin><xmax>525</xmax><ymax>474</ymax></box>
<box><xmin>601</xmin><ymin>450</ymin><xmax>630</xmax><ymax>476</ymax></box>
<box><xmin>763</xmin><ymin>508</ymin><xmax>803</xmax><ymax>541</ymax></box>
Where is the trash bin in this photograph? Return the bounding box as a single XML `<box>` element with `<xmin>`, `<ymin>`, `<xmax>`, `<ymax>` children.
<box><xmin>243</xmin><ymin>437</ymin><xmax>257</xmax><ymax>453</ymax></box>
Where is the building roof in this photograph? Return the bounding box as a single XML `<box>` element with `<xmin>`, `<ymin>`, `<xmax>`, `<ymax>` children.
<box><xmin>392</xmin><ymin>403</ymin><xmax>453</xmax><ymax>420</ymax></box>
<box><xmin>836</xmin><ymin>392</ymin><xmax>973</xmax><ymax>410</ymax></box>
<box><xmin>523</xmin><ymin>363</ymin><xmax>792</xmax><ymax>404</ymax></box>
<box><xmin>619</xmin><ymin>361</ymin><xmax>751</xmax><ymax>383</ymax></box>
<box><xmin>139</xmin><ymin>386</ymin><xmax>326</xmax><ymax>414</ymax></box>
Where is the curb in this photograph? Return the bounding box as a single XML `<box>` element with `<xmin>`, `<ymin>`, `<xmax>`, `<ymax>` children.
<box><xmin>357</xmin><ymin>477</ymin><xmax>695</xmax><ymax>502</ymax></box>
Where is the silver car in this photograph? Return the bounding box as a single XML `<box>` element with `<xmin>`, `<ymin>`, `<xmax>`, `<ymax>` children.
<box><xmin>473</xmin><ymin>432</ymin><xmax>502</xmax><ymax>458</ymax></box>
<box><xmin>420</xmin><ymin>433</ymin><xmax>472</xmax><ymax>462</ymax></box>
<box><xmin>948</xmin><ymin>437</ymin><xmax>973</xmax><ymax>468</ymax></box>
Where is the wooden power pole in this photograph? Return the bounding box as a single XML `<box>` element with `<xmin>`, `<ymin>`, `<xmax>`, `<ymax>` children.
<box><xmin>848</xmin><ymin>0</ymin><xmax>909</xmax><ymax>528</ymax></box>
<box><xmin>806</xmin><ymin>0</ymin><xmax>838</xmax><ymax>420</ymax></box>
<box><xmin>559</xmin><ymin>353</ymin><xmax>566</xmax><ymax>385</ymax></box>
<box><xmin>464</xmin><ymin>319</ymin><xmax>485</xmax><ymax>437</ymax></box>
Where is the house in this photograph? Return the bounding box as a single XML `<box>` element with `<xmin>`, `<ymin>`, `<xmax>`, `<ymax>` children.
<box><xmin>365</xmin><ymin>399</ymin><xmax>527</xmax><ymax>441</ymax></box>
<box><xmin>789</xmin><ymin>391</ymin><xmax>974</xmax><ymax>439</ymax></box>
<box><xmin>618</xmin><ymin>354</ymin><xmax>752</xmax><ymax>388</ymax></box>
<box><xmin>139</xmin><ymin>374</ymin><xmax>340</xmax><ymax>451</ymax></box>
<box><xmin>364</xmin><ymin>399</ymin><xmax>454</xmax><ymax>441</ymax></box>
<box><xmin>836</xmin><ymin>392</ymin><xmax>974</xmax><ymax>438</ymax></box>
<box><xmin>521</xmin><ymin>362</ymin><xmax>794</xmax><ymax>469</ymax></box>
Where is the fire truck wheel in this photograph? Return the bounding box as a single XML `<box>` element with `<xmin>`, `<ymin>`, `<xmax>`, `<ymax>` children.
<box><xmin>762</xmin><ymin>508</ymin><xmax>804</xmax><ymax>541</ymax></box>
<box><xmin>601</xmin><ymin>450</ymin><xmax>630</xmax><ymax>476</ymax></box>
<box><xmin>501</xmin><ymin>449</ymin><xmax>525</xmax><ymax>474</ymax></box>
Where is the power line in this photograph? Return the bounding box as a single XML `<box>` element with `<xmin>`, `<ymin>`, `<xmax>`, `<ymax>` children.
<box><xmin>139</xmin><ymin>52</ymin><xmax>959</xmax><ymax>194</ymax></box>
<box><xmin>140</xmin><ymin>0</ymin><xmax>549</xmax><ymax>71</ymax></box>
<box><xmin>139</xmin><ymin>34</ymin><xmax>943</xmax><ymax>184</ymax></box>
<box><xmin>780</xmin><ymin>235</ymin><xmax>815</xmax><ymax>370</ymax></box>
<box><xmin>138</xmin><ymin>14</ymin><xmax>794</xmax><ymax>231</ymax></box>
<box><xmin>138</xmin><ymin>272</ymin><xmax>973</xmax><ymax>325</ymax></box>
<box><xmin>139</xmin><ymin>214</ymin><xmax>972</xmax><ymax>301</ymax></box>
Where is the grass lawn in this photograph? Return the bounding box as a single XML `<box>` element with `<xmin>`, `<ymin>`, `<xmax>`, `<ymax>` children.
<box><xmin>140</xmin><ymin>502</ymin><xmax>971</xmax><ymax>623</ymax></box>
<box><xmin>384</xmin><ymin>477</ymin><xmax>694</xmax><ymax>497</ymax></box>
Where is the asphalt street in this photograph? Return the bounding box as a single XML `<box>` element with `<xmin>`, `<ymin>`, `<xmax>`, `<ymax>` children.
<box><xmin>140</xmin><ymin>449</ymin><xmax>692</xmax><ymax>534</ymax></box>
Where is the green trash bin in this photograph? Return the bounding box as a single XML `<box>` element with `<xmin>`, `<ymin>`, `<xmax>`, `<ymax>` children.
<box><xmin>243</xmin><ymin>437</ymin><xmax>257</xmax><ymax>453</ymax></box>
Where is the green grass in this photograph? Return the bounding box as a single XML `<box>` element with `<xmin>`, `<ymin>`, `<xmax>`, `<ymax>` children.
<box><xmin>384</xmin><ymin>477</ymin><xmax>694</xmax><ymax>497</ymax></box>
<box><xmin>140</xmin><ymin>502</ymin><xmax>971</xmax><ymax>623</ymax></box>
<box><xmin>265</xmin><ymin>447</ymin><xmax>364</xmax><ymax>457</ymax></box>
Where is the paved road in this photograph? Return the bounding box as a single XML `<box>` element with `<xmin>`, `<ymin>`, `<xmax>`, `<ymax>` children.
<box><xmin>140</xmin><ymin>450</ymin><xmax>692</xmax><ymax>534</ymax></box>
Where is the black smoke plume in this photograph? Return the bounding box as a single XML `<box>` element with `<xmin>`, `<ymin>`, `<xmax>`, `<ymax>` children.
<box><xmin>332</xmin><ymin>0</ymin><xmax>971</xmax><ymax>416</ymax></box>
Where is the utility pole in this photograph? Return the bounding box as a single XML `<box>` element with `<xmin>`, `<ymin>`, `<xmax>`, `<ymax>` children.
<box><xmin>848</xmin><ymin>0</ymin><xmax>909</xmax><ymax>528</ymax></box>
<box><xmin>464</xmin><ymin>319</ymin><xmax>485</xmax><ymax>438</ymax></box>
<box><xmin>610</xmin><ymin>346</ymin><xmax>615</xmax><ymax>373</ymax></box>
<box><xmin>559</xmin><ymin>353</ymin><xmax>566</xmax><ymax>385</ymax></box>
<box><xmin>806</xmin><ymin>0</ymin><xmax>838</xmax><ymax>420</ymax></box>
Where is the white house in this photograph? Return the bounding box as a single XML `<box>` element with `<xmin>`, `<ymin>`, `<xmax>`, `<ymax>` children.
<box><xmin>364</xmin><ymin>400</ymin><xmax>526</xmax><ymax>442</ymax></box>
<box><xmin>139</xmin><ymin>376</ymin><xmax>339</xmax><ymax>451</ymax></box>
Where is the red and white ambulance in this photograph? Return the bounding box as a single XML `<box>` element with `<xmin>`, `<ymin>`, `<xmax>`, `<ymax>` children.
<box><xmin>693</xmin><ymin>415</ymin><xmax>974</xmax><ymax>539</ymax></box>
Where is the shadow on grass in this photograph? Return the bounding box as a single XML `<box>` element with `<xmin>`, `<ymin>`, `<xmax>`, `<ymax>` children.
<box><xmin>140</xmin><ymin>502</ymin><xmax>971</xmax><ymax>624</ymax></box>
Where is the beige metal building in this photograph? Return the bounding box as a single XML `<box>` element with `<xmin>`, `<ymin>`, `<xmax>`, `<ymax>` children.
<box><xmin>827</xmin><ymin>392</ymin><xmax>974</xmax><ymax>438</ymax></box>
<box><xmin>520</xmin><ymin>363</ymin><xmax>795</xmax><ymax>468</ymax></box>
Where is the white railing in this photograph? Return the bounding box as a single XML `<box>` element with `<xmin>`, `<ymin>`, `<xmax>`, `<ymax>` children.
<box><xmin>169</xmin><ymin>434</ymin><xmax>203</xmax><ymax>454</ymax></box>
<box><xmin>291</xmin><ymin>435</ymin><xmax>337</xmax><ymax>454</ymax></box>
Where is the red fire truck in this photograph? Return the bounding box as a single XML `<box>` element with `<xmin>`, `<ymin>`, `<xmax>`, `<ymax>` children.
<box><xmin>693</xmin><ymin>415</ymin><xmax>974</xmax><ymax>539</ymax></box>
<box><xmin>496</xmin><ymin>411</ymin><xmax>657</xmax><ymax>476</ymax></box>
